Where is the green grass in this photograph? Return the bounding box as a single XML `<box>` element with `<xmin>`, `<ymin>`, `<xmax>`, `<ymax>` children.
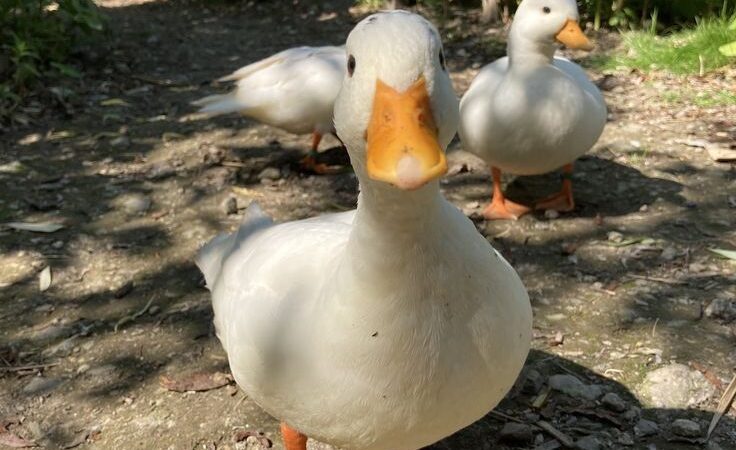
<box><xmin>593</xmin><ymin>15</ymin><xmax>736</xmax><ymax>74</ymax></box>
<box><xmin>659</xmin><ymin>87</ymin><xmax>736</xmax><ymax>106</ymax></box>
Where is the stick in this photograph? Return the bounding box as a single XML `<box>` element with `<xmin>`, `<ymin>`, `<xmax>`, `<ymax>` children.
<box><xmin>0</xmin><ymin>362</ymin><xmax>60</xmax><ymax>372</ymax></box>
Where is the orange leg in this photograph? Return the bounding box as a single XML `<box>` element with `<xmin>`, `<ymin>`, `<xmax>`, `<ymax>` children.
<box><xmin>482</xmin><ymin>167</ymin><xmax>531</xmax><ymax>221</ymax></box>
<box><xmin>281</xmin><ymin>422</ymin><xmax>308</xmax><ymax>450</ymax></box>
<box><xmin>535</xmin><ymin>163</ymin><xmax>575</xmax><ymax>212</ymax></box>
<box><xmin>300</xmin><ymin>132</ymin><xmax>339</xmax><ymax>174</ymax></box>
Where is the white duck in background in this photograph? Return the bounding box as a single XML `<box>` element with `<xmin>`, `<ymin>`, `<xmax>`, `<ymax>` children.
<box><xmin>193</xmin><ymin>45</ymin><xmax>346</xmax><ymax>173</ymax></box>
<box><xmin>196</xmin><ymin>11</ymin><xmax>531</xmax><ymax>450</ymax></box>
<box><xmin>459</xmin><ymin>0</ymin><xmax>607</xmax><ymax>220</ymax></box>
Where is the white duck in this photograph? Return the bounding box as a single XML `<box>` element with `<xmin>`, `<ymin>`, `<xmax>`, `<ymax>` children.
<box><xmin>196</xmin><ymin>11</ymin><xmax>531</xmax><ymax>450</ymax></box>
<box><xmin>193</xmin><ymin>45</ymin><xmax>346</xmax><ymax>173</ymax></box>
<box><xmin>459</xmin><ymin>0</ymin><xmax>607</xmax><ymax>220</ymax></box>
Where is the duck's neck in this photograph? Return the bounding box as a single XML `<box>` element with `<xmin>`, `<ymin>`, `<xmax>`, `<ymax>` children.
<box><xmin>507</xmin><ymin>30</ymin><xmax>556</xmax><ymax>73</ymax></box>
<box><xmin>344</xmin><ymin>172</ymin><xmax>445</xmax><ymax>281</ymax></box>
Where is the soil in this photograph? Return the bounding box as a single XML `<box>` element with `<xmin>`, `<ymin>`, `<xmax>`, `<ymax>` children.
<box><xmin>0</xmin><ymin>1</ymin><xmax>735</xmax><ymax>449</ymax></box>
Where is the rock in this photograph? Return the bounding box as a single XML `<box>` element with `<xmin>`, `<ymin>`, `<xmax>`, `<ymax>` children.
<box><xmin>544</xmin><ymin>209</ymin><xmax>560</xmax><ymax>219</ymax></box>
<box><xmin>549</xmin><ymin>374</ymin><xmax>603</xmax><ymax>401</ymax></box>
<box><xmin>258</xmin><ymin>167</ymin><xmax>281</xmax><ymax>181</ymax></box>
<box><xmin>660</xmin><ymin>246</ymin><xmax>677</xmax><ymax>261</ymax></box>
<box><xmin>522</xmin><ymin>369</ymin><xmax>544</xmax><ymax>395</ymax></box>
<box><xmin>617</xmin><ymin>432</ymin><xmax>634</xmax><ymax>446</ymax></box>
<box><xmin>575</xmin><ymin>435</ymin><xmax>601</xmax><ymax>450</ymax></box>
<box><xmin>499</xmin><ymin>422</ymin><xmax>533</xmax><ymax>444</ymax></box>
<box><xmin>634</xmin><ymin>419</ymin><xmax>659</xmax><ymax>437</ymax></box>
<box><xmin>23</xmin><ymin>376</ymin><xmax>62</xmax><ymax>395</ymax></box>
<box><xmin>147</xmin><ymin>162</ymin><xmax>176</xmax><ymax>180</ymax></box>
<box><xmin>622</xmin><ymin>406</ymin><xmax>641</xmax><ymax>422</ymax></box>
<box><xmin>705</xmin><ymin>297</ymin><xmax>736</xmax><ymax>322</ymax></box>
<box><xmin>639</xmin><ymin>363</ymin><xmax>715</xmax><ymax>408</ymax></box>
<box><xmin>671</xmin><ymin>419</ymin><xmax>701</xmax><ymax>438</ymax></box>
<box><xmin>222</xmin><ymin>196</ymin><xmax>238</xmax><ymax>215</ymax></box>
<box><xmin>607</xmin><ymin>231</ymin><xmax>624</xmax><ymax>243</ymax></box>
<box><xmin>601</xmin><ymin>392</ymin><xmax>627</xmax><ymax>412</ymax></box>
<box><xmin>118</xmin><ymin>193</ymin><xmax>151</xmax><ymax>215</ymax></box>
<box><xmin>110</xmin><ymin>135</ymin><xmax>130</xmax><ymax>148</ymax></box>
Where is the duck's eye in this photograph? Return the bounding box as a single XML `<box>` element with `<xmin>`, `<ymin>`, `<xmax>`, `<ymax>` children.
<box><xmin>347</xmin><ymin>55</ymin><xmax>356</xmax><ymax>77</ymax></box>
<box><xmin>439</xmin><ymin>49</ymin><xmax>446</xmax><ymax>70</ymax></box>
<box><xmin>542</xmin><ymin>6</ymin><xmax>551</xmax><ymax>13</ymax></box>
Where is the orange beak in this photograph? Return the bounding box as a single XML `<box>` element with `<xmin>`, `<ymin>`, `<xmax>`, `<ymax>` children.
<box><xmin>555</xmin><ymin>19</ymin><xmax>594</xmax><ymax>51</ymax></box>
<box><xmin>365</xmin><ymin>77</ymin><xmax>447</xmax><ymax>190</ymax></box>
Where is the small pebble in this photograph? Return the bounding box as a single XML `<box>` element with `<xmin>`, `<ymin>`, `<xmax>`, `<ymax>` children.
<box><xmin>671</xmin><ymin>419</ymin><xmax>701</xmax><ymax>438</ymax></box>
<box><xmin>499</xmin><ymin>422</ymin><xmax>533</xmax><ymax>444</ymax></box>
<box><xmin>575</xmin><ymin>435</ymin><xmax>601</xmax><ymax>450</ymax></box>
<box><xmin>601</xmin><ymin>392</ymin><xmax>627</xmax><ymax>412</ymax></box>
<box><xmin>222</xmin><ymin>196</ymin><xmax>238</xmax><ymax>215</ymax></box>
<box><xmin>544</xmin><ymin>209</ymin><xmax>560</xmax><ymax>219</ymax></box>
<box><xmin>258</xmin><ymin>167</ymin><xmax>281</xmax><ymax>181</ymax></box>
<box><xmin>634</xmin><ymin>419</ymin><xmax>659</xmax><ymax>437</ymax></box>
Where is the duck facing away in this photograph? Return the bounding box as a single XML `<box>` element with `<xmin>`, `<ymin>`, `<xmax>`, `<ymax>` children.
<box><xmin>459</xmin><ymin>0</ymin><xmax>607</xmax><ymax>220</ymax></box>
<box><xmin>193</xmin><ymin>45</ymin><xmax>346</xmax><ymax>173</ymax></box>
<box><xmin>196</xmin><ymin>11</ymin><xmax>532</xmax><ymax>450</ymax></box>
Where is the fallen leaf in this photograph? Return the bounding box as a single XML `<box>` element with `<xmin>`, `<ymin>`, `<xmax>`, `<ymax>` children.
<box><xmin>39</xmin><ymin>267</ymin><xmax>52</xmax><ymax>292</ymax></box>
<box><xmin>0</xmin><ymin>432</ymin><xmax>36</xmax><ymax>448</ymax></box>
<box><xmin>709</xmin><ymin>249</ymin><xmax>736</xmax><ymax>261</ymax></box>
<box><xmin>99</xmin><ymin>98</ymin><xmax>131</xmax><ymax>107</ymax></box>
<box><xmin>159</xmin><ymin>371</ymin><xmax>232</xmax><ymax>392</ymax></box>
<box><xmin>5</xmin><ymin>222</ymin><xmax>64</xmax><ymax>233</ymax></box>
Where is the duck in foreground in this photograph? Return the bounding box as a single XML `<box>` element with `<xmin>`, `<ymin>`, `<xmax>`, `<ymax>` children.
<box><xmin>459</xmin><ymin>0</ymin><xmax>607</xmax><ymax>220</ymax></box>
<box><xmin>192</xmin><ymin>45</ymin><xmax>345</xmax><ymax>173</ymax></box>
<box><xmin>196</xmin><ymin>11</ymin><xmax>532</xmax><ymax>450</ymax></box>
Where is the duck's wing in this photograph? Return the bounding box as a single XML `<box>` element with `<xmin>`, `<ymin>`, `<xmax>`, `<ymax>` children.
<box><xmin>460</xmin><ymin>57</ymin><xmax>508</xmax><ymax>106</ymax></box>
<box><xmin>196</xmin><ymin>203</ymin><xmax>354</xmax><ymax>352</ymax></box>
<box><xmin>192</xmin><ymin>46</ymin><xmax>347</xmax><ymax>119</ymax></box>
<box><xmin>196</xmin><ymin>203</ymin><xmax>274</xmax><ymax>289</ymax></box>
<box><xmin>552</xmin><ymin>56</ymin><xmax>606</xmax><ymax>107</ymax></box>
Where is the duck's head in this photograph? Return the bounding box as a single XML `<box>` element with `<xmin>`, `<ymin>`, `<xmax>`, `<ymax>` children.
<box><xmin>334</xmin><ymin>11</ymin><xmax>459</xmax><ymax>191</ymax></box>
<box><xmin>512</xmin><ymin>0</ymin><xmax>593</xmax><ymax>52</ymax></box>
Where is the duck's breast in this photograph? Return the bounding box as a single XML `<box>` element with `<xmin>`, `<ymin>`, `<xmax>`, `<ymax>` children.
<box><xmin>271</xmin><ymin>204</ymin><xmax>531</xmax><ymax>450</ymax></box>
<box><xmin>461</xmin><ymin>58</ymin><xmax>606</xmax><ymax>175</ymax></box>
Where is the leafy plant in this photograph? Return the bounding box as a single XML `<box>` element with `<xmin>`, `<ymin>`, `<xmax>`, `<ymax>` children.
<box><xmin>719</xmin><ymin>16</ymin><xmax>736</xmax><ymax>56</ymax></box>
<box><xmin>592</xmin><ymin>13</ymin><xmax>736</xmax><ymax>74</ymax></box>
<box><xmin>0</xmin><ymin>0</ymin><xmax>106</xmax><ymax>120</ymax></box>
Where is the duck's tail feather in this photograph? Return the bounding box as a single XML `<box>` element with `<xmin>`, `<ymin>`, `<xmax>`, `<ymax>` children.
<box><xmin>191</xmin><ymin>93</ymin><xmax>249</xmax><ymax>117</ymax></box>
<box><xmin>195</xmin><ymin>202</ymin><xmax>274</xmax><ymax>289</ymax></box>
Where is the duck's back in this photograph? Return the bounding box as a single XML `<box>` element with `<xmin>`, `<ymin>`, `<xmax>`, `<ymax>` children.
<box><xmin>460</xmin><ymin>56</ymin><xmax>606</xmax><ymax>175</ymax></box>
<box><xmin>195</xmin><ymin>46</ymin><xmax>346</xmax><ymax>134</ymax></box>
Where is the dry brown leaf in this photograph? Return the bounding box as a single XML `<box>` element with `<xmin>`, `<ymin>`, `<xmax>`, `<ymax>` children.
<box><xmin>159</xmin><ymin>371</ymin><xmax>232</xmax><ymax>392</ymax></box>
<box><xmin>708</xmin><ymin>374</ymin><xmax>736</xmax><ymax>439</ymax></box>
<box><xmin>0</xmin><ymin>431</ymin><xmax>36</xmax><ymax>448</ymax></box>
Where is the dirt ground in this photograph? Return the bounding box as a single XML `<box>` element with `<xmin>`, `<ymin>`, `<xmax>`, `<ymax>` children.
<box><xmin>1</xmin><ymin>0</ymin><xmax>735</xmax><ymax>449</ymax></box>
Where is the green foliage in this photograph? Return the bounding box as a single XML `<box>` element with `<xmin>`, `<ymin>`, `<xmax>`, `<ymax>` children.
<box><xmin>719</xmin><ymin>16</ymin><xmax>736</xmax><ymax>55</ymax></box>
<box><xmin>593</xmin><ymin>14</ymin><xmax>736</xmax><ymax>74</ymax></box>
<box><xmin>0</xmin><ymin>0</ymin><xmax>105</xmax><ymax>119</ymax></box>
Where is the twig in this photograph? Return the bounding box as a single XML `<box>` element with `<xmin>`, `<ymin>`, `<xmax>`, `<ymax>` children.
<box><xmin>536</xmin><ymin>420</ymin><xmax>574</xmax><ymax>447</ymax></box>
<box><xmin>651</xmin><ymin>318</ymin><xmax>659</xmax><ymax>337</ymax></box>
<box><xmin>628</xmin><ymin>274</ymin><xmax>686</xmax><ymax>285</ymax></box>
<box><xmin>131</xmin><ymin>74</ymin><xmax>189</xmax><ymax>87</ymax></box>
<box><xmin>114</xmin><ymin>297</ymin><xmax>155</xmax><ymax>332</ymax></box>
<box><xmin>708</xmin><ymin>374</ymin><xmax>736</xmax><ymax>440</ymax></box>
<box><xmin>0</xmin><ymin>362</ymin><xmax>60</xmax><ymax>372</ymax></box>
<box><xmin>488</xmin><ymin>410</ymin><xmax>525</xmax><ymax>424</ymax></box>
